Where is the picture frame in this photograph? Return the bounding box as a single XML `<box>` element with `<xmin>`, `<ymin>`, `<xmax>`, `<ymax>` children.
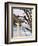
<box><xmin>5</xmin><ymin>2</ymin><xmax>37</xmax><ymax>44</ymax></box>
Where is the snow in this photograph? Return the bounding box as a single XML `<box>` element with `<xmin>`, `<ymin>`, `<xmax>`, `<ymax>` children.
<box><xmin>13</xmin><ymin>9</ymin><xmax>25</xmax><ymax>16</ymax></box>
<box><xmin>13</xmin><ymin>22</ymin><xmax>32</xmax><ymax>38</ymax></box>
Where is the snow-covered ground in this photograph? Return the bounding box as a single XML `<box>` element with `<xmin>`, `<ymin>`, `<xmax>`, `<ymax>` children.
<box><xmin>13</xmin><ymin>22</ymin><xmax>32</xmax><ymax>38</ymax></box>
